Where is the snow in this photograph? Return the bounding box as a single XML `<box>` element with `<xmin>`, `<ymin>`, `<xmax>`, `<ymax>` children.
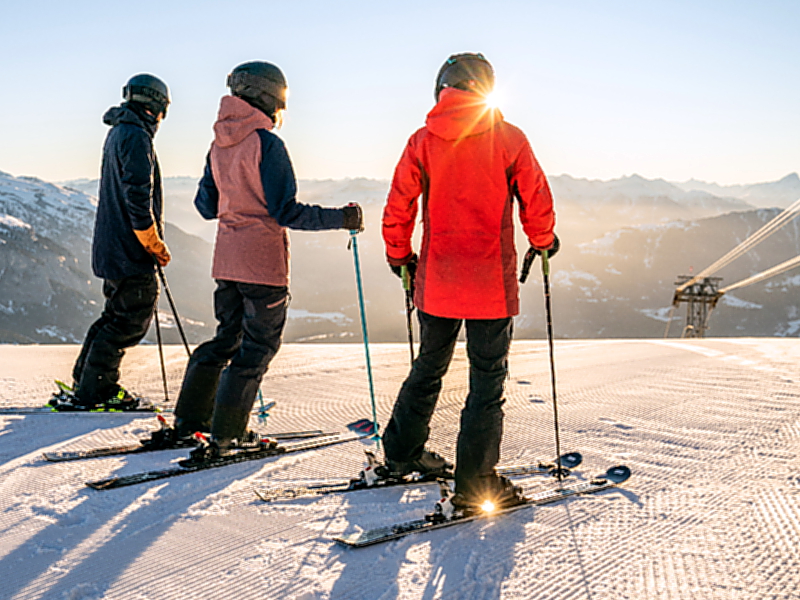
<box><xmin>288</xmin><ymin>308</ymin><xmax>352</xmax><ymax>324</ymax></box>
<box><xmin>1</xmin><ymin>339</ymin><xmax>800</xmax><ymax>599</ymax></box>
<box><xmin>721</xmin><ymin>294</ymin><xmax>763</xmax><ymax>309</ymax></box>
<box><xmin>638</xmin><ymin>307</ymin><xmax>677</xmax><ymax>322</ymax></box>
<box><xmin>0</xmin><ymin>214</ymin><xmax>32</xmax><ymax>230</ymax></box>
<box><xmin>552</xmin><ymin>270</ymin><xmax>601</xmax><ymax>287</ymax></box>
<box><xmin>766</xmin><ymin>274</ymin><xmax>800</xmax><ymax>290</ymax></box>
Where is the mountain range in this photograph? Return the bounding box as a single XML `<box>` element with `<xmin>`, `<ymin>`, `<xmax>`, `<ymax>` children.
<box><xmin>1</xmin><ymin>168</ymin><xmax>798</xmax><ymax>344</ymax></box>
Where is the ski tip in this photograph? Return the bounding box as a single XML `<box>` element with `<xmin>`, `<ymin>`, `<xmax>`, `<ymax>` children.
<box><xmin>86</xmin><ymin>479</ymin><xmax>115</xmax><ymax>490</ymax></box>
<box><xmin>604</xmin><ymin>465</ymin><xmax>631</xmax><ymax>484</ymax></box>
<box><xmin>347</xmin><ymin>418</ymin><xmax>378</xmax><ymax>436</ymax></box>
<box><xmin>333</xmin><ymin>533</ymin><xmax>366</xmax><ymax>547</ymax></box>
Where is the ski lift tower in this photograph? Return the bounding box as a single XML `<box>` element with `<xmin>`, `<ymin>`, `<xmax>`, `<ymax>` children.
<box><xmin>671</xmin><ymin>275</ymin><xmax>723</xmax><ymax>338</ymax></box>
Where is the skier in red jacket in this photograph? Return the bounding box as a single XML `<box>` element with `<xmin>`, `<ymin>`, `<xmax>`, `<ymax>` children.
<box><xmin>381</xmin><ymin>53</ymin><xmax>558</xmax><ymax>511</ymax></box>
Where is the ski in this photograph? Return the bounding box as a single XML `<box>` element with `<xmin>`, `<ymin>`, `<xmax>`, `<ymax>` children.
<box><xmin>43</xmin><ymin>415</ymin><xmax>335</xmax><ymax>463</ymax></box>
<box><xmin>255</xmin><ymin>452</ymin><xmax>583</xmax><ymax>502</ymax></box>
<box><xmin>44</xmin><ymin>429</ymin><xmax>334</xmax><ymax>462</ymax></box>
<box><xmin>0</xmin><ymin>404</ymin><xmax>165</xmax><ymax>415</ymax></box>
<box><xmin>334</xmin><ymin>465</ymin><xmax>631</xmax><ymax>548</ymax></box>
<box><xmin>86</xmin><ymin>431</ymin><xmax>369</xmax><ymax>490</ymax></box>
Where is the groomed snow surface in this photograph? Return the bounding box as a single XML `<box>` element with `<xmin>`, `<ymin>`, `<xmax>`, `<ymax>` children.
<box><xmin>1</xmin><ymin>339</ymin><xmax>799</xmax><ymax>600</ymax></box>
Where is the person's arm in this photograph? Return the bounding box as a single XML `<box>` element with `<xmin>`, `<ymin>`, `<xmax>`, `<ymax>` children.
<box><xmin>120</xmin><ymin>128</ymin><xmax>171</xmax><ymax>266</ymax></box>
<box><xmin>382</xmin><ymin>135</ymin><xmax>422</xmax><ymax>266</ymax></box>
<box><xmin>257</xmin><ymin>131</ymin><xmax>348</xmax><ymax>230</ymax></box>
<box><xmin>194</xmin><ymin>151</ymin><xmax>219</xmax><ymax>220</ymax></box>
<box><xmin>510</xmin><ymin>135</ymin><xmax>556</xmax><ymax>251</ymax></box>
<box><xmin>120</xmin><ymin>128</ymin><xmax>157</xmax><ymax>231</ymax></box>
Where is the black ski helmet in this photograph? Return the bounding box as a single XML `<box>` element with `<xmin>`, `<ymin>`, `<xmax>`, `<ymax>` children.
<box><xmin>123</xmin><ymin>74</ymin><xmax>171</xmax><ymax>117</ymax></box>
<box><xmin>434</xmin><ymin>53</ymin><xmax>495</xmax><ymax>101</ymax></box>
<box><xmin>227</xmin><ymin>61</ymin><xmax>288</xmax><ymax>119</ymax></box>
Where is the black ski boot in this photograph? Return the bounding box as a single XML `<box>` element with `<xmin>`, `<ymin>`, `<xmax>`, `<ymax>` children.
<box><xmin>173</xmin><ymin>362</ymin><xmax>223</xmax><ymax>438</ymax></box>
<box><xmin>451</xmin><ymin>474</ymin><xmax>526</xmax><ymax>514</ymax></box>
<box><xmin>49</xmin><ymin>385</ymin><xmax>147</xmax><ymax>412</ymax></box>
<box><xmin>385</xmin><ymin>449</ymin><xmax>453</xmax><ymax>479</ymax></box>
<box><xmin>101</xmin><ymin>386</ymin><xmax>144</xmax><ymax>411</ymax></box>
<box><xmin>140</xmin><ymin>415</ymin><xmax>200</xmax><ymax>451</ymax></box>
<box><xmin>49</xmin><ymin>382</ymin><xmax>85</xmax><ymax>411</ymax></box>
<box><xmin>186</xmin><ymin>430</ymin><xmax>277</xmax><ymax>464</ymax></box>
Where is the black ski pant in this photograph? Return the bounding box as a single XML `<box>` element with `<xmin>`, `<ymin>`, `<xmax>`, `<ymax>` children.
<box><xmin>382</xmin><ymin>310</ymin><xmax>513</xmax><ymax>496</ymax></box>
<box><xmin>173</xmin><ymin>280</ymin><xmax>288</xmax><ymax>442</ymax></box>
<box><xmin>73</xmin><ymin>272</ymin><xmax>158</xmax><ymax>404</ymax></box>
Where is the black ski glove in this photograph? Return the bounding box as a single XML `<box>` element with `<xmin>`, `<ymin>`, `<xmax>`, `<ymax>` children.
<box><xmin>520</xmin><ymin>234</ymin><xmax>560</xmax><ymax>283</ymax></box>
<box><xmin>390</xmin><ymin>254</ymin><xmax>418</xmax><ymax>295</ymax></box>
<box><xmin>533</xmin><ymin>234</ymin><xmax>560</xmax><ymax>259</ymax></box>
<box><xmin>342</xmin><ymin>203</ymin><xmax>364</xmax><ymax>232</ymax></box>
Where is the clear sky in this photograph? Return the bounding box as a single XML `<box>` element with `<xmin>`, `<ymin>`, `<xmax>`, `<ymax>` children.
<box><xmin>0</xmin><ymin>0</ymin><xmax>798</xmax><ymax>185</ymax></box>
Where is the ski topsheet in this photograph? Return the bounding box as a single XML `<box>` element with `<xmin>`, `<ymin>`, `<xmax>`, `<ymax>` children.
<box><xmin>254</xmin><ymin>452</ymin><xmax>583</xmax><ymax>502</ymax></box>
<box><xmin>86</xmin><ymin>431</ymin><xmax>369</xmax><ymax>490</ymax></box>
<box><xmin>43</xmin><ymin>429</ymin><xmax>335</xmax><ymax>463</ymax></box>
<box><xmin>334</xmin><ymin>465</ymin><xmax>631</xmax><ymax>548</ymax></box>
<box><xmin>0</xmin><ymin>405</ymin><xmax>165</xmax><ymax>415</ymax></box>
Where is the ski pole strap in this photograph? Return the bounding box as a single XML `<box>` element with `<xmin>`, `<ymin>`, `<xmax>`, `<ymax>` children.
<box><xmin>520</xmin><ymin>247</ymin><xmax>537</xmax><ymax>283</ymax></box>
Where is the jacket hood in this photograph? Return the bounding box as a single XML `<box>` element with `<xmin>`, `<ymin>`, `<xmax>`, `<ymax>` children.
<box><xmin>102</xmin><ymin>102</ymin><xmax>159</xmax><ymax>137</ymax></box>
<box><xmin>213</xmin><ymin>95</ymin><xmax>274</xmax><ymax>148</ymax></box>
<box><xmin>425</xmin><ymin>88</ymin><xmax>503</xmax><ymax>141</ymax></box>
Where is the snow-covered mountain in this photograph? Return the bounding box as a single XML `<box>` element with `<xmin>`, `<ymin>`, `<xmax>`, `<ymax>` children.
<box><xmin>673</xmin><ymin>172</ymin><xmax>800</xmax><ymax>209</ymax></box>
<box><xmin>3</xmin><ymin>169</ymin><xmax>799</xmax><ymax>344</ymax></box>
<box><xmin>530</xmin><ymin>209</ymin><xmax>800</xmax><ymax>338</ymax></box>
<box><xmin>0</xmin><ymin>171</ymin><xmax>216</xmax><ymax>343</ymax></box>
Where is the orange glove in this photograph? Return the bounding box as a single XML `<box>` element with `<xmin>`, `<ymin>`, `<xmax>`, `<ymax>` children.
<box><xmin>133</xmin><ymin>224</ymin><xmax>171</xmax><ymax>267</ymax></box>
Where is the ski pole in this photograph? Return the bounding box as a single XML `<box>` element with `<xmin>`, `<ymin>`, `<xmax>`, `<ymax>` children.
<box><xmin>401</xmin><ymin>265</ymin><xmax>415</xmax><ymax>364</ymax></box>
<box><xmin>156</xmin><ymin>264</ymin><xmax>191</xmax><ymax>357</ymax></box>
<box><xmin>541</xmin><ymin>250</ymin><xmax>565</xmax><ymax>482</ymax></box>
<box><xmin>153</xmin><ymin>310</ymin><xmax>170</xmax><ymax>403</ymax></box>
<box><xmin>348</xmin><ymin>230</ymin><xmax>380</xmax><ymax>447</ymax></box>
<box><xmin>519</xmin><ymin>246</ymin><xmax>537</xmax><ymax>284</ymax></box>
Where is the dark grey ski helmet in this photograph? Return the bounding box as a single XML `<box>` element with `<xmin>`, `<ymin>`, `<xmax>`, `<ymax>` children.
<box><xmin>434</xmin><ymin>53</ymin><xmax>495</xmax><ymax>101</ymax></box>
<box><xmin>227</xmin><ymin>61</ymin><xmax>288</xmax><ymax>117</ymax></box>
<box><xmin>123</xmin><ymin>73</ymin><xmax>171</xmax><ymax>117</ymax></box>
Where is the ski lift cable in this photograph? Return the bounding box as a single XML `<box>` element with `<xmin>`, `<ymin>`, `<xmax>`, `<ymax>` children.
<box><xmin>718</xmin><ymin>254</ymin><xmax>800</xmax><ymax>294</ymax></box>
<box><xmin>676</xmin><ymin>198</ymin><xmax>800</xmax><ymax>293</ymax></box>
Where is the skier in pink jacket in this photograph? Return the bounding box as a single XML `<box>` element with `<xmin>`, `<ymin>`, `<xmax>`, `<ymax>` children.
<box><xmin>173</xmin><ymin>61</ymin><xmax>363</xmax><ymax>459</ymax></box>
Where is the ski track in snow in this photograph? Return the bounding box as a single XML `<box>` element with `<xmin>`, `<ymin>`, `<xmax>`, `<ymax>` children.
<box><xmin>0</xmin><ymin>339</ymin><xmax>799</xmax><ymax>599</ymax></box>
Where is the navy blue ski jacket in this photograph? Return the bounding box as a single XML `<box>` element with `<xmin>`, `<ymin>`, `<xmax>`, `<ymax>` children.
<box><xmin>91</xmin><ymin>103</ymin><xmax>163</xmax><ymax>280</ymax></box>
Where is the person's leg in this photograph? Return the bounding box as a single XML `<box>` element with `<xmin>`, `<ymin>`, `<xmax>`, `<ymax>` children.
<box><xmin>76</xmin><ymin>273</ymin><xmax>158</xmax><ymax>405</ymax></box>
<box><xmin>173</xmin><ymin>280</ymin><xmax>245</xmax><ymax>436</ymax></box>
<box><xmin>382</xmin><ymin>310</ymin><xmax>461</xmax><ymax>463</ymax></box>
<box><xmin>210</xmin><ymin>283</ymin><xmax>289</xmax><ymax>444</ymax></box>
<box><xmin>72</xmin><ymin>302</ymin><xmax>114</xmax><ymax>387</ymax></box>
<box><xmin>454</xmin><ymin>317</ymin><xmax>513</xmax><ymax>499</ymax></box>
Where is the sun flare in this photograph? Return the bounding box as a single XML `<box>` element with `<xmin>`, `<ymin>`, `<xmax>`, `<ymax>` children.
<box><xmin>483</xmin><ymin>91</ymin><xmax>502</xmax><ymax>109</ymax></box>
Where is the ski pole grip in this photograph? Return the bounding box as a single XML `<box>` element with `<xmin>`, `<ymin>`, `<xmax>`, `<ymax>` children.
<box><xmin>401</xmin><ymin>265</ymin><xmax>411</xmax><ymax>291</ymax></box>
<box><xmin>542</xmin><ymin>250</ymin><xmax>550</xmax><ymax>277</ymax></box>
<box><xmin>520</xmin><ymin>247</ymin><xmax>537</xmax><ymax>283</ymax></box>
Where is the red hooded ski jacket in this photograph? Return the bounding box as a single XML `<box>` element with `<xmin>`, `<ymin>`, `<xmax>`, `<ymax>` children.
<box><xmin>382</xmin><ymin>88</ymin><xmax>556</xmax><ymax>319</ymax></box>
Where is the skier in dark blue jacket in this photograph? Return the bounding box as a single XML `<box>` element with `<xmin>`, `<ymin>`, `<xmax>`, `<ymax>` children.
<box><xmin>51</xmin><ymin>74</ymin><xmax>172</xmax><ymax>411</ymax></box>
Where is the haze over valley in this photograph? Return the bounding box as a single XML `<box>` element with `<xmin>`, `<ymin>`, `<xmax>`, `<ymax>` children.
<box><xmin>1</xmin><ymin>169</ymin><xmax>799</xmax><ymax>344</ymax></box>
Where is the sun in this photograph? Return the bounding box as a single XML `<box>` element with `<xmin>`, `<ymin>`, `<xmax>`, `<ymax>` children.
<box><xmin>483</xmin><ymin>90</ymin><xmax>502</xmax><ymax>109</ymax></box>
